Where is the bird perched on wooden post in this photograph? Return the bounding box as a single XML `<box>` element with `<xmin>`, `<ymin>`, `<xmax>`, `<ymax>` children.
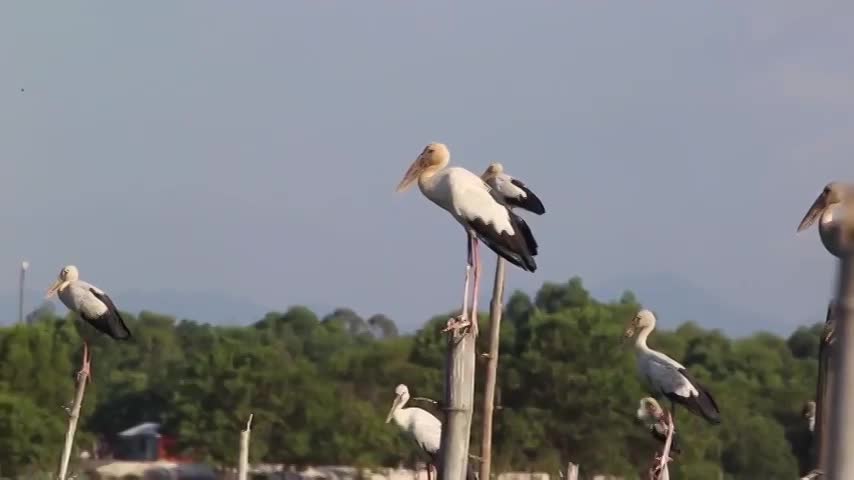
<box><xmin>395</xmin><ymin>143</ymin><xmax>538</xmax><ymax>336</ymax></box>
<box><xmin>624</xmin><ymin>309</ymin><xmax>721</xmax><ymax>424</ymax></box>
<box><xmin>481</xmin><ymin>162</ymin><xmax>545</xmax><ymax>216</ymax></box>
<box><xmin>637</xmin><ymin>397</ymin><xmax>682</xmax><ymax>454</ymax></box>
<box><xmin>797</xmin><ymin>182</ymin><xmax>854</xmax><ymax>257</ymax></box>
<box><xmin>46</xmin><ymin>265</ymin><xmax>132</xmax><ymax>379</ymax></box>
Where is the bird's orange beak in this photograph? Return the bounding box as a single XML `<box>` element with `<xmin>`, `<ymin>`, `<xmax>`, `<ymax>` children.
<box><xmin>396</xmin><ymin>158</ymin><xmax>425</xmax><ymax>193</ymax></box>
<box><xmin>45</xmin><ymin>279</ymin><xmax>66</xmax><ymax>299</ymax></box>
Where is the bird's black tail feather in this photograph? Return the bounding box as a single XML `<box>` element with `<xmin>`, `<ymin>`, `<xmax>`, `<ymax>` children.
<box><xmin>669</xmin><ymin>370</ymin><xmax>721</xmax><ymax>424</ymax></box>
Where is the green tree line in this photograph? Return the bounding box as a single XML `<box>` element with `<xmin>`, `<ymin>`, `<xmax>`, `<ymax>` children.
<box><xmin>0</xmin><ymin>277</ymin><xmax>819</xmax><ymax>479</ymax></box>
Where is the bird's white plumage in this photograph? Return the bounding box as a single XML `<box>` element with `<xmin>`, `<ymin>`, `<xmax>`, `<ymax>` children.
<box><xmin>631</xmin><ymin>310</ymin><xmax>701</xmax><ymax>400</ymax></box>
<box><xmin>58</xmin><ymin>280</ymin><xmax>109</xmax><ymax>320</ymax></box>
<box><xmin>386</xmin><ymin>384</ymin><xmax>442</xmax><ymax>457</ymax></box>
<box><xmin>420</xmin><ymin>167</ymin><xmax>516</xmax><ymax>236</ymax></box>
<box><xmin>486</xmin><ymin>172</ymin><xmax>528</xmax><ymax>203</ymax></box>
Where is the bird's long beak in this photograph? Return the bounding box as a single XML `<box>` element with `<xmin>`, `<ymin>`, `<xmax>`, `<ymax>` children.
<box><xmin>45</xmin><ymin>279</ymin><xmax>65</xmax><ymax>299</ymax></box>
<box><xmin>798</xmin><ymin>191</ymin><xmax>829</xmax><ymax>232</ymax></box>
<box><xmin>385</xmin><ymin>395</ymin><xmax>403</xmax><ymax>423</ymax></box>
<box><xmin>395</xmin><ymin>159</ymin><xmax>424</xmax><ymax>193</ymax></box>
<box><xmin>622</xmin><ymin>318</ymin><xmax>637</xmax><ymax>341</ymax></box>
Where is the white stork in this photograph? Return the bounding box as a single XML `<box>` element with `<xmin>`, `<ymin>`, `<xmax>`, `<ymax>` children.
<box><xmin>637</xmin><ymin>397</ymin><xmax>681</xmax><ymax>454</ymax></box>
<box><xmin>624</xmin><ymin>309</ymin><xmax>721</xmax><ymax>424</ymax></box>
<box><xmin>45</xmin><ymin>265</ymin><xmax>132</xmax><ymax>378</ymax></box>
<box><xmin>481</xmin><ymin>162</ymin><xmax>545</xmax><ymax>216</ymax></box>
<box><xmin>396</xmin><ymin>143</ymin><xmax>538</xmax><ymax>334</ymax></box>
<box><xmin>385</xmin><ymin>384</ymin><xmax>476</xmax><ymax>480</ymax></box>
<box><xmin>797</xmin><ymin>182</ymin><xmax>854</xmax><ymax>256</ymax></box>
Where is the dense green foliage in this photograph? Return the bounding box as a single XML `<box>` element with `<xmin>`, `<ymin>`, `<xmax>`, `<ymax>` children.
<box><xmin>0</xmin><ymin>277</ymin><xmax>818</xmax><ymax>479</ymax></box>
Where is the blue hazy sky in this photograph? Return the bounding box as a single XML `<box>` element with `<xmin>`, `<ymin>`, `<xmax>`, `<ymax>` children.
<box><xmin>2</xmin><ymin>2</ymin><xmax>853</xmax><ymax>333</ymax></box>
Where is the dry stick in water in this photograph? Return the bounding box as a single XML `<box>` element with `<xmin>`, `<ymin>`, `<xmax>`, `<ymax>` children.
<box><xmin>238</xmin><ymin>413</ymin><xmax>254</xmax><ymax>480</ymax></box>
<box><xmin>57</xmin><ymin>345</ymin><xmax>91</xmax><ymax>480</ymax></box>
<box><xmin>480</xmin><ymin>257</ymin><xmax>506</xmax><ymax>480</ymax></box>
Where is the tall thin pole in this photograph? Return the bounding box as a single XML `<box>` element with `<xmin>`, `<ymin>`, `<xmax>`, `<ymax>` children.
<box><xmin>439</xmin><ymin>328</ymin><xmax>476</xmax><ymax>480</ymax></box>
<box><xmin>19</xmin><ymin>261</ymin><xmax>28</xmax><ymax>324</ymax></box>
<box><xmin>814</xmin><ymin>302</ymin><xmax>835</xmax><ymax>472</ymax></box>
<box><xmin>238</xmin><ymin>413</ymin><xmax>253</xmax><ymax>480</ymax></box>
<box><xmin>827</xmin><ymin>253</ymin><xmax>854</xmax><ymax>478</ymax></box>
<box><xmin>480</xmin><ymin>257</ymin><xmax>506</xmax><ymax>480</ymax></box>
<box><xmin>58</xmin><ymin>346</ymin><xmax>90</xmax><ymax>480</ymax></box>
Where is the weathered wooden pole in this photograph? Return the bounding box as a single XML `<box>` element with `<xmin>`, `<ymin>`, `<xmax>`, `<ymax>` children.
<box><xmin>813</xmin><ymin>302</ymin><xmax>835</xmax><ymax>472</ymax></box>
<box><xmin>57</xmin><ymin>345</ymin><xmax>91</xmax><ymax>480</ymax></box>
<box><xmin>565</xmin><ymin>463</ymin><xmax>579</xmax><ymax>480</ymax></box>
<box><xmin>479</xmin><ymin>257</ymin><xmax>506</xmax><ymax>480</ymax></box>
<box><xmin>439</xmin><ymin>267</ymin><xmax>477</xmax><ymax>480</ymax></box>
<box><xmin>238</xmin><ymin>413</ymin><xmax>253</xmax><ymax>480</ymax></box>
<box><xmin>826</xmin><ymin>204</ymin><xmax>854</xmax><ymax>479</ymax></box>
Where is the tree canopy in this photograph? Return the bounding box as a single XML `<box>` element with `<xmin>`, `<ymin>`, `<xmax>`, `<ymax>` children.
<box><xmin>0</xmin><ymin>277</ymin><xmax>816</xmax><ymax>479</ymax></box>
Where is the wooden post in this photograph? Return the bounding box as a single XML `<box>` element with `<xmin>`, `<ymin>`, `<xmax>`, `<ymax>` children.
<box><xmin>480</xmin><ymin>257</ymin><xmax>506</xmax><ymax>480</ymax></box>
<box><xmin>57</xmin><ymin>346</ymin><xmax>90</xmax><ymax>480</ymax></box>
<box><xmin>827</xmin><ymin>252</ymin><xmax>854</xmax><ymax>479</ymax></box>
<box><xmin>814</xmin><ymin>302</ymin><xmax>835</xmax><ymax>472</ymax></box>
<box><xmin>238</xmin><ymin>414</ymin><xmax>253</xmax><ymax>480</ymax></box>
<box><xmin>565</xmin><ymin>463</ymin><xmax>579</xmax><ymax>480</ymax></box>
<box><xmin>439</xmin><ymin>302</ymin><xmax>477</xmax><ymax>479</ymax></box>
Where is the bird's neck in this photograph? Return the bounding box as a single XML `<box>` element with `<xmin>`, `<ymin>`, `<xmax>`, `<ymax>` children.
<box><xmin>821</xmin><ymin>205</ymin><xmax>838</xmax><ymax>225</ymax></box>
<box><xmin>391</xmin><ymin>407</ymin><xmax>414</xmax><ymax>430</ymax></box>
<box><xmin>417</xmin><ymin>165</ymin><xmax>444</xmax><ymax>191</ymax></box>
<box><xmin>635</xmin><ymin>326</ymin><xmax>653</xmax><ymax>350</ymax></box>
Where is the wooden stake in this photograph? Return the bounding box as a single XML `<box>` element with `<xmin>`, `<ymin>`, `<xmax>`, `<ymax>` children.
<box><xmin>814</xmin><ymin>302</ymin><xmax>835</xmax><ymax>472</ymax></box>
<box><xmin>827</xmin><ymin>253</ymin><xmax>854</xmax><ymax>478</ymax></box>
<box><xmin>238</xmin><ymin>413</ymin><xmax>253</xmax><ymax>480</ymax></box>
<box><xmin>565</xmin><ymin>462</ymin><xmax>579</xmax><ymax>480</ymax></box>
<box><xmin>479</xmin><ymin>257</ymin><xmax>506</xmax><ymax>480</ymax></box>
<box><xmin>439</xmin><ymin>257</ymin><xmax>477</xmax><ymax>480</ymax></box>
<box><xmin>57</xmin><ymin>345</ymin><xmax>91</xmax><ymax>480</ymax></box>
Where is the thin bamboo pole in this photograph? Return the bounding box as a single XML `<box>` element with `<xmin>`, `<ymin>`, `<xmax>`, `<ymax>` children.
<box><xmin>238</xmin><ymin>413</ymin><xmax>253</xmax><ymax>480</ymax></box>
<box><xmin>479</xmin><ymin>257</ymin><xmax>506</xmax><ymax>480</ymax></box>
<box><xmin>57</xmin><ymin>345</ymin><xmax>91</xmax><ymax>480</ymax></box>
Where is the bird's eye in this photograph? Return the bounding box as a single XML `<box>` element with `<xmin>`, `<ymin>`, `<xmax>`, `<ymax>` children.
<box><xmin>427</xmin><ymin>148</ymin><xmax>434</xmax><ymax>153</ymax></box>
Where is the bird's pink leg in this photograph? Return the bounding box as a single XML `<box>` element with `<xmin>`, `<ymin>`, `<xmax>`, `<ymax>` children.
<box><xmin>469</xmin><ymin>237</ymin><xmax>480</xmax><ymax>336</ymax></box>
<box><xmin>77</xmin><ymin>341</ymin><xmax>92</xmax><ymax>384</ymax></box>
<box><xmin>443</xmin><ymin>234</ymin><xmax>474</xmax><ymax>333</ymax></box>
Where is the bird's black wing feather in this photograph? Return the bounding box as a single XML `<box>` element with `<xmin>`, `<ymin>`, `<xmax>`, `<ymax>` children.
<box><xmin>86</xmin><ymin>289</ymin><xmax>132</xmax><ymax>340</ymax></box>
<box><xmin>468</xmin><ymin>210</ymin><xmax>537</xmax><ymax>272</ymax></box>
<box><xmin>665</xmin><ymin>369</ymin><xmax>721</xmax><ymax>424</ymax></box>
<box><xmin>508</xmin><ymin>178</ymin><xmax>545</xmax><ymax>215</ymax></box>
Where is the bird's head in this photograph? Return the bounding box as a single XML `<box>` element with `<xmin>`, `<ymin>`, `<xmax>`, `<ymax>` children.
<box><xmin>624</xmin><ymin>309</ymin><xmax>656</xmax><ymax>339</ymax></box>
<box><xmin>798</xmin><ymin>182</ymin><xmax>848</xmax><ymax>232</ymax></box>
<box><xmin>482</xmin><ymin>162</ymin><xmax>504</xmax><ymax>180</ymax></box>
<box><xmin>637</xmin><ymin>397</ymin><xmax>664</xmax><ymax>423</ymax></box>
<box><xmin>395</xmin><ymin>143</ymin><xmax>450</xmax><ymax>193</ymax></box>
<box><xmin>45</xmin><ymin>265</ymin><xmax>79</xmax><ymax>298</ymax></box>
<box><xmin>385</xmin><ymin>383</ymin><xmax>410</xmax><ymax>423</ymax></box>
<box><xmin>802</xmin><ymin>401</ymin><xmax>816</xmax><ymax>419</ymax></box>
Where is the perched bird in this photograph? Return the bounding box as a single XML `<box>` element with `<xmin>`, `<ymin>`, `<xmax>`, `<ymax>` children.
<box><xmin>385</xmin><ymin>384</ymin><xmax>475</xmax><ymax>480</ymax></box>
<box><xmin>481</xmin><ymin>162</ymin><xmax>545</xmax><ymax>216</ymax></box>
<box><xmin>396</xmin><ymin>143</ymin><xmax>538</xmax><ymax>335</ymax></box>
<box><xmin>45</xmin><ymin>265</ymin><xmax>132</xmax><ymax>341</ymax></box>
<box><xmin>797</xmin><ymin>182</ymin><xmax>854</xmax><ymax>257</ymax></box>
<box><xmin>637</xmin><ymin>397</ymin><xmax>681</xmax><ymax>454</ymax></box>
<box><xmin>625</xmin><ymin>309</ymin><xmax>721</xmax><ymax>424</ymax></box>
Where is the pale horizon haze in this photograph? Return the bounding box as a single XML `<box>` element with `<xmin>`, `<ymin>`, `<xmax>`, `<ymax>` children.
<box><xmin>2</xmin><ymin>2</ymin><xmax>853</xmax><ymax>335</ymax></box>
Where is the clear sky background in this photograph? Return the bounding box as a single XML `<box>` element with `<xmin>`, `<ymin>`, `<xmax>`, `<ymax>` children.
<box><xmin>2</xmin><ymin>2</ymin><xmax>852</xmax><ymax>335</ymax></box>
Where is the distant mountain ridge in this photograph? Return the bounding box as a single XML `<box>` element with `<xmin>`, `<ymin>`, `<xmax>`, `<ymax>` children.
<box><xmin>590</xmin><ymin>272</ymin><xmax>784</xmax><ymax>337</ymax></box>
